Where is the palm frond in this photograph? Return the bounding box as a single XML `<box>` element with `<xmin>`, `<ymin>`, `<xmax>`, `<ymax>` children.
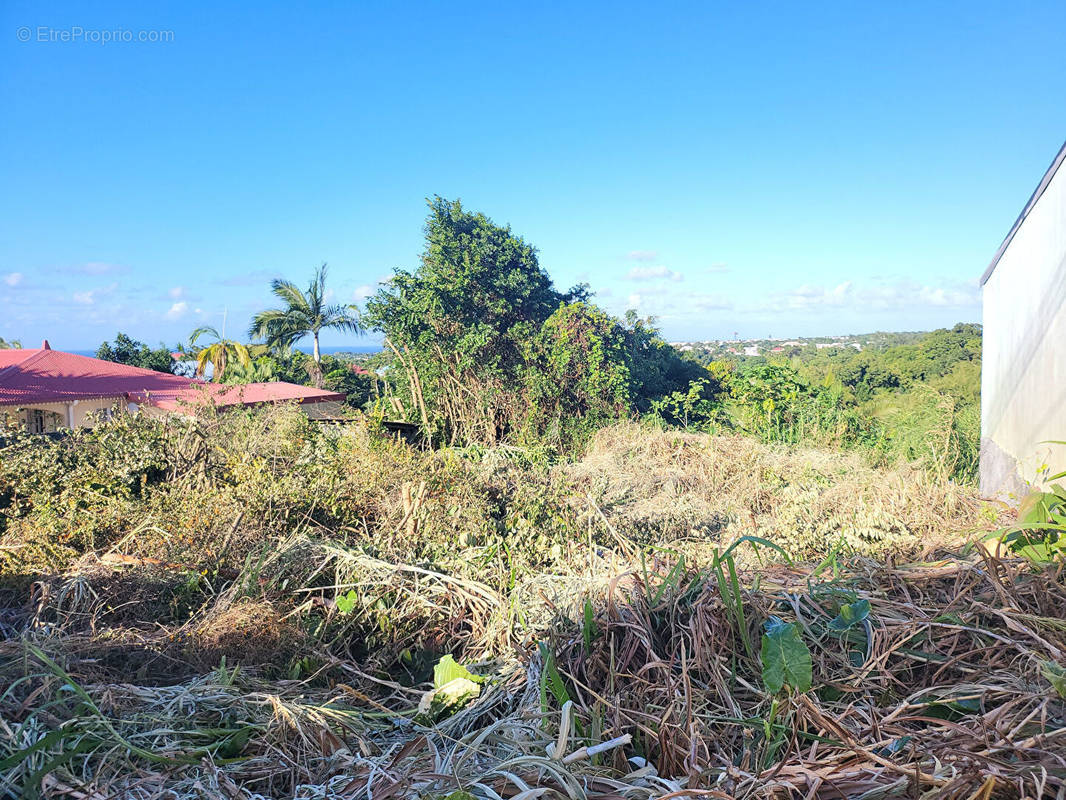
<box><xmin>270</xmin><ymin>280</ymin><xmax>311</xmax><ymax>315</ymax></box>
<box><xmin>249</xmin><ymin>265</ymin><xmax>362</xmax><ymax>354</ymax></box>
<box><xmin>322</xmin><ymin>304</ymin><xmax>363</xmax><ymax>334</ymax></box>
<box><xmin>231</xmin><ymin>341</ymin><xmax>253</xmax><ymax>371</ymax></box>
<box><xmin>194</xmin><ymin>347</ymin><xmax>213</xmax><ymax>378</ymax></box>
<box><xmin>189</xmin><ymin>325</ymin><xmax>221</xmax><ymax>347</ymax></box>
<box><xmin>249</xmin><ymin>308</ymin><xmax>300</xmax><ymax>341</ymax></box>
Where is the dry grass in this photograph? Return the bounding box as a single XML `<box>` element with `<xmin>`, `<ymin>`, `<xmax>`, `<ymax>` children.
<box><xmin>4</xmin><ymin>553</ymin><xmax>1065</xmax><ymax>799</ymax></box>
<box><xmin>567</xmin><ymin>422</ymin><xmax>993</xmax><ymax>560</ymax></box>
<box><xmin>0</xmin><ymin>411</ymin><xmax>1056</xmax><ymax>799</ymax></box>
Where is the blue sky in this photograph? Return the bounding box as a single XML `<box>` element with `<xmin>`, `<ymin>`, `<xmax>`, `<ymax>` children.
<box><xmin>1</xmin><ymin>1</ymin><xmax>1064</xmax><ymax>349</ymax></box>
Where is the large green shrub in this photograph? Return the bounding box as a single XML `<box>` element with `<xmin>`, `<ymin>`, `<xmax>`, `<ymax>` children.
<box><xmin>364</xmin><ymin>199</ymin><xmax>700</xmax><ymax>447</ymax></box>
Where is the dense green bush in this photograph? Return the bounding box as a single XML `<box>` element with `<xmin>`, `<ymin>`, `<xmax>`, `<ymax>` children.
<box><xmin>96</xmin><ymin>332</ymin><xmax>183</xmax><ymax>375</ymax></box>
<box><xmin>364</xmin><ymin>198</ymin><xmax>698</xmax><ymax>447</ymax></box>
<box><xmin>652</xmin><ymin>350</ymin><xmax>979</xmax><ymax>483</ymax></box>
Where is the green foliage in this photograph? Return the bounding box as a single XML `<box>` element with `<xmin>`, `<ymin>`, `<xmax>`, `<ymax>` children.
<box><xmin>990</xmin><ymin>483</ymin><xmax>1066</xmax><ymax>565</ymax></box>
<box><xmin>335</xmin><ymin>589</ymin><xmax>357</xmax><ymax>614</ymax></box>
<box><xmin>650</xmin><ymin>377</ymin><xmax>719</xmax><ymax>430</ymax></box>
<box><xmin>760</xmin><ymin>617</ymin><xmax>812</xmax><ymax>694</ymax></box>
<box><xmin>828</xmin><ymin>598</ymin><xmax>870</xmax><ymax>631</ymax></box>
<box><xmin>538</xmin><ymin>641</ymin><xmax>571</xmax><ymax>709</ymax></box>
<box><xmin>96</xmin><ymin>333</ymin><xmax>180</xmax><ymax>375</ymax></box>
<box><xmin>433</xmin><ymin>654</ymin><xmax>483</xmax><ymax>688</ymax></box>
<box><xmin>582</xmin><ymin>598</ymin><xmax>598</xmax><ymax>655</ymax></box>
<box><xmin>322</xmin><ymin>358</ymin><xmax>376</xmax><ymax>409</ymax></box>
<box><xmin>364</xmin><ymin>197</ymin><xmax>563</xmax><ymax>443</ymax></box>
<box><xmin>188</xmin><ymin>326</ymin><xmax>252</xmax><ymax>382</ymax></box>
<box><xmin>670</xmin><ymin>323</ymin><xmax>983</xmax><ymax>484</ymax></box>
<box><xmin>221</xmin><ymin>356</ymin><xmax>277</xmax><ymax>384</ymax></box>
<box><xmin>364</xmin><ymin>197</ymin><xmax>559</xmax><ymax>380</ymax></box>
<box><xmin>865</xmin><ymin>386</ymin><xmax>979</xmax><ymax>483</ymax></box>
<box><xmin>216</xmin><ymin>349</ymin><xmax>375</xmax><ymax>408</ymax></box>
<box><xmin>1042</xmin><ymin>660</ymin><xmax>1066</xmax><ymax>699</ymax></box>
<box><xmin>523</xmin><ymin>302</ymin><xmax>632</xmax><ymax>443</ymax></box>
<box><xmin>713</xmin><ymin>361</ymin><xmax>874</xmax><ymax>450</ymax></box>
<box><xmin>0</xmin><ymin>413</ymin><xmax>172</xmax><ymax>553</ymax></box>
<box><xmin>364</xmin><ymin>199</ymin><xmax>698</xmax><ymax>447</ymax></box>
<box><xmin>415</xmin><ymin>655</ymin><xmax>483</xmax><ymax>722</ymax></box>
<box><xmin>248</xmin><ymin>264</ymin><xmax>361</xmax><ymax>367</ymax></box>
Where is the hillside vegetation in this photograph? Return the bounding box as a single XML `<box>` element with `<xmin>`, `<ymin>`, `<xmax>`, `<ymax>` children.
<box><xmin>6</xmin><ymin>407</ymin><xmax>1064</xmax><ymax>799</ymax></box>
<box><xmin>2</xmin><ymin>200</ymin><xmax>1063</xmax><ymax>799</ymax></box>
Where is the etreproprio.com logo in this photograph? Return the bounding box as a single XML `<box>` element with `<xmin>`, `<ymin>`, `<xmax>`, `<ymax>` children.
<box><xmin>16</xmin><ymin>26</ymin><xmax>175</xmax><ymax>44</ymax></box>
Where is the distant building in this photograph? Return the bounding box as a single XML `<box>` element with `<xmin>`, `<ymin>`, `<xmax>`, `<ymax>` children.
<box><xmin>980</xmin><ymin>141</ymin><xmax>1066</xmax><ymax>498</ymax></box>
<box><xmin>0</xmin><ymin>342</ymin><xmax>347</xmax><ymax>433</ymax></box>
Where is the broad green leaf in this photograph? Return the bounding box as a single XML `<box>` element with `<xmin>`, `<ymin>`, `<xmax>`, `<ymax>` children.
<box><xmin>1041</xmin><ymin>661</ymin><xmax>1066</xmax><ymax>699</ymax></box>
<box><xmin>1018</xmin><ymin>492</ymin><xmax>1050</xmax><ymax>525</ymax></box>
<box><xmin>828</xmin><ymin>599</ymin><xmax>870</xmax><ymax>631</ymax></box>
<box><xmin>433</xmin><ymin>654</ymin><xmax>483</xmax><ymax>689</ymax></box>
<box><xmin>761</xmin><ymin>616</ymin><xmax>812</xmax><ymax>694</ymax></box>
<box><xmin>417</xmin><ymin>678</ymin><xmax>481</xmax><ymax>719</ymax></box>
<box><xmin>335</xmin><ymin>589</ymin><xmax>357</xmax><ymax>615</ymax></box>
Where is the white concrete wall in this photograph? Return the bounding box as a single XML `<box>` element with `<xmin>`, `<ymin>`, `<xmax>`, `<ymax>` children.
<box><xmin>2</xmin><ymin>396</ymin><xmax>343</xmax><ymax>433</ymax></box>
<box><xmin>981</xmin><ymin>154</ymin><xmax>1066</xmax><ymax>499</ymax></box>
<box><xmin>1</xmin><ymin>397</ymin><xmax>127</xmax><ymax>432</ymax></box>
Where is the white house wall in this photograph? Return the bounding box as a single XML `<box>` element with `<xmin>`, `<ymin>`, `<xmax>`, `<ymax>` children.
<box><xmin>981</xmin><ymin>153</ymin><xmax>1066</xmax><ymax>499</ymax></box>
<box><xmin>1</xmin><ymin>397</ymin><xmax>127</xmax><ymax>432</ymax></box>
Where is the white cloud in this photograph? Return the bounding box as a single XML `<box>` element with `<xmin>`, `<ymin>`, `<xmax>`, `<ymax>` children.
<box><xmin>626</xmin><ymin>250</ymin><xmax>658</xmax><ymax>262</ymax></box>
<box><xmin>165</xmin><ymin>301</ymin><xmax>190</xmax><ymax>320</ymax></box>
<box><xmin>3</xmin><ymin>272</ymin><xmax>23</xmax><ymax>287</ymax></box>
<box><xmin>353</xmin><ymin>284</ymin><xmax>376</xmax><ymax>302</ymax></box>
<box><xmin>763</xmin><ymin>279</ymin><xmax>978</xmax><ymax>313</ymax></box>
<box><xmin>168</xmin><ymin>286</ymin><xmax>188</xmax><ymax>300</ymax></box>
<box><xmin>706</xmin><ymin>263</ymin><xmax>730</xmax><ymax>274</ymax></box>
<box><xmin>625</xmin><ymin>290</ymin><xmax>733</xmax><ymax>317</ymax></box>
<box><xmin>626</xmin><ymin>264</ymin><xmax>683</xmax><ymax>282</ymax></box>
<box><xmin>72</xmin><ymin>283</ymin><xmax>117</xmax><ymax>305</ymax></box>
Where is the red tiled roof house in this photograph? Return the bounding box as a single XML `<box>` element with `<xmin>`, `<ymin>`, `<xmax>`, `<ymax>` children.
<box><xmin>0</xmin><ymin>342</ymin><xmax>347</xmax><ymax>433</ymax></box>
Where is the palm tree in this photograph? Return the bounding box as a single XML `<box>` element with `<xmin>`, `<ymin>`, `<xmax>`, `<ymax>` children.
<box><xmin>248</xmin><ymin>264</ymin><xmax>361</xmax><ymax>366</ymax></box>
<box><xmin>221</xmin><ymin>356</ymin><xmax>276</xmax><ymax>385</ymax></box>
<box><xmin>0</xmin><ymin>338</ymin><xmax>22</xmax><ymax>349</ymax></box>
<box><xmin>189</xmin><ymin>325</ymin><xmax>251</xmax><ymax>382</ymax></box>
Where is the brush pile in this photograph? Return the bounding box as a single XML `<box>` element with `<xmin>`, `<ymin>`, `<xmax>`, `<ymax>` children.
<box><xmin>2</xmin><ymin>408</ymin><xmax>1060</xmax><ymax>799</ymax></box>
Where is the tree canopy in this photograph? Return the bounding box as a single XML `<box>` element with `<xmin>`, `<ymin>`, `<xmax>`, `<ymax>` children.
<box><xmin>96</xmin><ymin>333</ymin><xmax>178</xmax><ymax>374</ymax></box>
<box><xmin>364</xmin><ymin>197</ymin><xmax>700</xmax><ymax>446</ymax></box>
<box><xmin>248</xmin><ymin>264</ymin><xmax>361</xmax><ymax>369</ymax></box>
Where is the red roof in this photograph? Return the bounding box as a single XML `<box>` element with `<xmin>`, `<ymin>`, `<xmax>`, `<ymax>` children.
<box><xmin>0</xmin><ymin>348</ymin><xmax>193</xmax><ymax>405</ymax></box>
<box><xmin>0</xmin><ymin>347</ymin><xmax>345</xmax><ymax>410</ymax></box>
<box><xmin>134</xmin><ymin>381</ymin><xmax>346</xmax><ymax>411</ymax></box>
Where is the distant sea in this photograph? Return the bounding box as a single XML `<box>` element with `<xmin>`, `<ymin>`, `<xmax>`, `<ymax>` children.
<box><xmin>301</xmin><ymin>345</ymin><xmax>382</xmax><ymax>355</ymax></box>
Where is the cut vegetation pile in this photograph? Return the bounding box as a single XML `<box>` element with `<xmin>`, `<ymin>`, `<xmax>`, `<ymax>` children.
<box><xmin>2</xmin><ymin>407</ymin><xmax>1060</xmax><ymax>799</ymax></box>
